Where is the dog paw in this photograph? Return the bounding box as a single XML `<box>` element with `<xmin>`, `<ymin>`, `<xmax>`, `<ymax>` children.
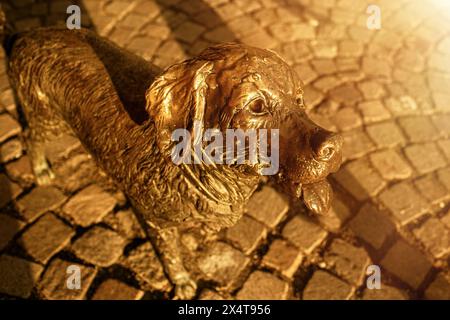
<box><xmin>173</xmin><ymin>275</ymin><xmax>197</xmax><ymax>300</ymax></box>
<box><xmin>35</xmin><ymin>166</ymin><xmax>55</xmax><ymax>185</ymax></box>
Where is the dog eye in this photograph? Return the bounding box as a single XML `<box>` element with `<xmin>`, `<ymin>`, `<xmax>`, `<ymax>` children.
<box><xmin>248</xmin><ymin>99</ymin><xmax>268</xmax><ymax>115</ymax></box>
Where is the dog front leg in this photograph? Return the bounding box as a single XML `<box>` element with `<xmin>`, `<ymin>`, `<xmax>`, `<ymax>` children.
<box><xmin>146</xmin><ymin>223</ymin><xmax>197</xmax><ymax>299</ymax></box>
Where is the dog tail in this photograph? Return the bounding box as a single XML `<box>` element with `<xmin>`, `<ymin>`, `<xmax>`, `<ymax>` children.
<box><xmin>0</xmin><ymin>4</ymin><xmax>17</xmax><ymax>57</ymax></box>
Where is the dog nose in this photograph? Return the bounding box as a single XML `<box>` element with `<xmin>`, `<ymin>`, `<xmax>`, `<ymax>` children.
<box><xmin>310</xmin><ymin>130</ymin><xmax>342</xmax><ymax>162</ymax></box>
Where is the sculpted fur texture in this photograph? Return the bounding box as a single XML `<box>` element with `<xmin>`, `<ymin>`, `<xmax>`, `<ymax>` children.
<box><xmin>7</xmin><ymin>28</ymin><xmax>342</xmax><ymax>299</ymax></box>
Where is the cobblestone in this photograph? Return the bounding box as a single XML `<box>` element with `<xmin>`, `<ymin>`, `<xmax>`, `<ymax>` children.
<box><xmin>16</xmin><ymin>186</ymin><xmax>67</xmax><ymax>222</ymax></box>
<box><xmin>72</xmin><ymin>227</ymin><xmax>127</xmax><ymax>267</ymax></box>
<box><xmin>370</xmin><ymin>149</ymin><xmax>413</xmax><ymax>181</ymax></box>
<box><xmin>324</xmin><ymin>239</ymin><xmax>370</xmax><ymax>285</ymax></box>
<box><xmin>362</xmin><ymin>284</ymin><xmax>408</xmax><ymax>300</ymax></box>
<box><xmin>424</xmin><ymin>273</ymin><xmax>450</xmax><ymax>300</ymax></box>
<box><xmin>18</xmin><ymin>213</ymin><xmax>74</xmax><ymax>264</ymax></box>
<box><xmin>0</xmin><ymin>255</ymin><xmax>43</xmax><ymax>298</ymax></box>
<box><xmin>225</xmin><ymin>212</ymin><xmax>266</xmax><ymax>253</ymax></box>
<box><xmin>0</xmin><ymin>214</ymin><xmax>25</xmax><ymax>251</ymax></box>
<box><xmin>334</xmin><ymin>158</ymin><xmax>386</xmax><ymax>201</ymax></box>
<box><xmin>379</xmin><ymin>182</ymin><xmax>429</xmax><ymax>225</ymax></box>
<box><xmin>91</xmin><ymin>279</ymin><xmax>144</xmax><ymax>300</ymax></box>
<box><xmin>349</xmin><ymin>203</ymin><xmax>396</xmax><ymax>251</ymax></box>
<box><xmin>380</xmin><ymin>239</ymin><xmax>432</xmax><ymax>290</ymax></box>
<box><xmin>39</xmin><ymin>258</ymin><xmax>97</xmax><ymax>300</ymax></box>
<box><xmin>245</xmin><ymin>186</ymin><xmax>289</xmax><ymax>228</ymax></box>
<box><xmin>0</xmin><ymin>138</ymin><xmax>23</xmax><ymax>163</ymax></box>
<box><xmin>303</xmin><ymin>270</ymin><xmax>352</xmax><ymax>300</ymax></box>
<box><xmin>404</xmin><ymin>143</ymin><xmax>447</xmax><ymax>175</ymax></box>
<box><xmin>63</xmin><ymin>184</ymin><xmax>117</xmax><ymax>227</ymax></box>
<box><xmin>0</xmin><ymin>113</ymin><xmax>21</xmax><ymax>143</ymax></box>
<box><xmin>120</xmin><ymin>242</ymin><xmax>171</xmax><ymax>292</ymax></box>
<box><xmin>5</xmin><ymin>155</ymin><xmax>35</xmax><ymax>186</ymax></box>
<box><xmin>236</xmin><ymin>271</ymin><xmax>289</xmax><ymax>300</ymax></box>
<box><xmin>413</xmin><ymin>218</ymin><xmax>450</xmax><ymax>259</ymax></box>
<box><xmin>0</xmin><ymin>173</ymin><xmax>22</xmax><ymax>208</ymax></box>
<box><xmin>366</xmin><ymin>121</ymin><xmax>406</xmax><ymax>148</ymax></box>
<box><xmin>198</xmin><ymin>242</ymin><xmax>249</xmax><ymax>289</ymax></box>
<box><xmin>414</xmin><ymin>174</ymin><xmax>449</xmax><ymax>205</ymax></box>
<box><xmin>262</xmin><ymin>239</ymin><xmax>303</xmax><ymax>278</ymax></box>
<box><xmin>282</xmin><ymin>215</ymin><xmax>327</xmax><ymax>254</ymax></box>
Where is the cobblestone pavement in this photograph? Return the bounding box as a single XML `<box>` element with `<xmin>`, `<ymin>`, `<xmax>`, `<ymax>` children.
<box><xmin>1</xmin><ymin>0</ymin><xmax>450</xmax><ymax>300</ymax></box>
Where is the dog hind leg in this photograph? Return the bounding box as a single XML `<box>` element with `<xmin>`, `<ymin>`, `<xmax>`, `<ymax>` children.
<box><xmin>16</xmin><ymin>89</ymin><xmax>70</xmax><ymax>186</ymax></box>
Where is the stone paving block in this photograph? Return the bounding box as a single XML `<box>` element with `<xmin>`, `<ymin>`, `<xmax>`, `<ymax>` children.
<box><xmin>329</xmin><ymin>83</ymin><xmax>362</xmax><ymax>106</ymax></box>
<box><xmin>0</xmin><ymin>138</ymin><xmax>22</xmax><ymax>163</ymax></box>
<box><xmin>357</xmin><ymin>81</ymin><xmax>386</xmax><ymax>100</ymax></box>
<box><xmin>437</xmin><ymin>139</ymin><xmax>450</xmax><ymax>162</ymax></box>
<box><xmin>120</xmin><ymin>242</ymin><xmax>170</xmax><ymax>292</ymax></box>
<box><xmin>384</xmin><ymin>96</ymin><xmax>419</xmax><ymax>117</ymax></box>
<box><xmin>282</xmin><ymin>215</ymin><xmax>327</xmax><ymax>254</ymax></box>
<box><xmin>362</xmin><ymin>284</ymin><xmax>408</xmax><ymax>300</ymax></box>
<box><xmin>226</xmin><ymin>215</ymin><xmax>267</xmax><ymax>254</ymax></box>
<box><xmin>293</xmin><ymin>63</ymin><xmax>318</xmax><ymax>85</ymax></box>
<box><xmin>18</xmin><ymin>213</ymin><xmax>74</xmax><ymax>264</ymax></box>
<box><xmin>53</xmin><ymin>154</ymin><xmax>96</xmax><ymax>193</ymax></box>
<box><xmin>432</xmin><ymin>92</ymin><xmax>450</xmax><ymax>112</ymax></box>
<box><xmin>269</xmin><ymin>22</ymin><xmax>315</xmax><ymax>42</ymax></box>
<box><xmin>0</xmin><ymin>214</ymin><xmax>25</xmax><ymax>251</ymax></box>
<box><xmin>199</xmin><ymin>289</ymin><xmax>225</xmax><ymax>300</ymax></box>
<box><xmin>357</xmin><ymin>100</ymin><xmax>390</xmax><ymax>123</ymax></box>
<box><xmin>334</xmin><ymin>158</ymin><xmax>386</xmax><ymax>202</ymax></box>
<box><xmin>424</xmin><ymin>273</ymin><xmax>450</xmax><ymax>300</ymax></box>
<box><xmin>431</xmin><ymin>114</ymin><xmax>450</xmax><ymax>137</ymax></box>
<box><xmin>72</xmin><ymin>226</ymin><xmax>127</xmax><ymax>267</ymax></box>
<box><xmin>303</xmin><ymin>270</ymin><xmax>352</xmax><ymax>300</ymax></box>
<box><xmin>414</xmin><ymin>174</ymin><xmax>449</xmax><ymax>204</ymax></box>
<box><xmin>0</xmin><ymin>113</ymin><xmax>21</xmax><ymax>143</ymax></box>
<box><xmin>437</xmin><ymin>167</ymin><xmax>450</xmax><ymax>191</ymax></box>
<box><xmin>398</xmin><ymin>116</ymin><xmax>440</xmax><ymax>143</ymax></box>
<box><xmin>380</xmin><ymin>239</ymin><xmax>432</xmax><ymax>290</ymax></box>
<box><xmin>44</xmin><ymin>134</ymin><xmax>81</xmax><ymax>164</ymax></box>
<box><xmin>404</xmin><ymin>143</ymin><xmax>447</xmax><ymax>175</ymax></box>
<box><xmin>324</xmin><ymin>239</ymin><xmax>370</xmax><ymax>285</ymax></box>
<box><xmin>245</xmin><ymin>186</ymin><xmax>289</xmax><ymax>228</ymax></box>
<box><xmin>340</xmin><ymin>129</ymin><xmax>376</xmax><ymax>161</ymax></box>
<box><xmin>413</xmin><ymin>217</ymin><xmax>450</xmax><ymax>259</ymax></box>
<box><xmin>104</xmin><ymin>208</ymin><xmax>145</xmax><ymax>240</ymax></box>
<box><xmin>338</xmin><ymin>39</ymin><xmax>363</xmax><ymax>57</ymax></box>
<box><xmin>316</xmin><ymin>196</ymin><xmax>352</xmax><ymax>232</ymax></box>
<box><xmin>198</xmin><ymin>241</ymin><xmax>249</xmax><ymax>289</ymax></box>
<box><xmin>39</xmin><ymin>258</ymin><xmax>97</xmax><ymax>300</ymax></box>
<box><xmin>0</xmin><ymin>254</ymin><xmax>43</xmax><ymax>298</ymax></box>
<box><xmin>332</xmin><ymin>107</ymin><xmax>362</xmax><ymax>131</ymax></box>
<box><xmin>91</xmin><ymin>279</ymin><xmax>144</xmax><ymax>300</ymax></box>
<box><xmin>16</xmin><ymin>186</ymin><xmax>67</xmax><ymax>222</ymax></box>
<box><xmin>62</xmin><ymin>184</ymin><xmax>116</xmax><ymax>227</ymax></box>
<box><xmin>236</xmin><ymin>271</ymin><xmax>289</xmax><ymax>300</ymax></box>
<box><xmin>5</xmin><ymin>155</ymin><xmax>35</xmax><ymax>185</ymax></box>
<box><xmin>379</xmin><ymin>182</ymin><xmax>428</xmax><ymax>225</ymax></box>
<box><xmin>262</xmin><ymin>239</ymin><xmax>303</xmax><ymax>278</ymax></box>
<box><xmin>366</xmin><ymin>121</ymin><xmax>406</xmax><ymax>148</ymax></box>
<box><xmin>311</xmin><ymin>59</ymin><xmax>337</xmax><ymax>76</ymax></box>
<box><xmin>0</xmin><ymin>173</ymin><xmax>22</xmax><ymax>208</ymax></box>
<box><xmin>349</xmin><ymin>203</ymin><xmax>396</xmax><ymax>250</ymax></box>
<box><xmin>369</xmin><ymin>149</ymin><xmax>413</xmax><ymax>181</ymax></box>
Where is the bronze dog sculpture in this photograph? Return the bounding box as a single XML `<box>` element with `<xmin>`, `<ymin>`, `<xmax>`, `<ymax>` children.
<box><xmin>5</xmin><ymin>27</ymin><xmax>342</xmax><ymax>299</ymax></box>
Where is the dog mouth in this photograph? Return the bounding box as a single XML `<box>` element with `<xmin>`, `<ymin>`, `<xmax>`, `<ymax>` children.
<box><xmin>292</xmin><ymin>179</ymin><xmax>333</xmax><ymax>215</ymax></box>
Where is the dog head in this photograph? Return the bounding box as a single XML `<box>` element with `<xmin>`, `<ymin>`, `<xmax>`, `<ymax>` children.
<box><xmin>146</xmin><ymin>43</ymin><xmax>342</xmax><ymax>215</ymax></box>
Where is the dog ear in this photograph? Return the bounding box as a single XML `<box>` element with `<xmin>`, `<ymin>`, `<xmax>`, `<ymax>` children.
<box><xmin>145</xmin><ymin>60</ymin><xmax>213</xmax><ymax>155</ymax></box>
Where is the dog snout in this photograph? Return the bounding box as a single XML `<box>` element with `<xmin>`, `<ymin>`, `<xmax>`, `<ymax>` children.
<box><xmin>310</xmin><ymin>130</ymin><xmax>343</xmax><ymax>162</ymax></box>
